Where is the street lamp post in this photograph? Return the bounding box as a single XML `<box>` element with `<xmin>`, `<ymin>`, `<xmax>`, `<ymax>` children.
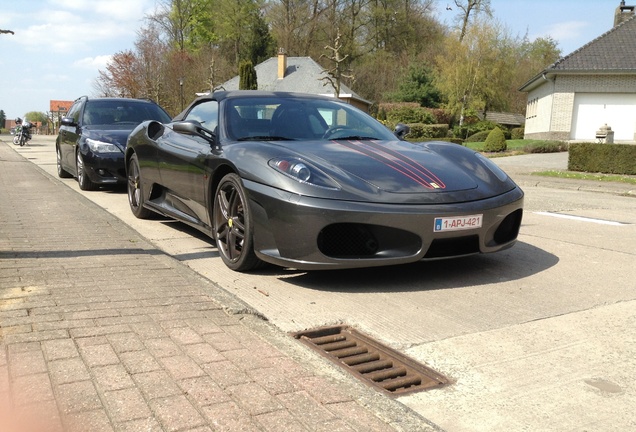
<box><xmin>179</xmin><ymin>78</ymin><xmax>184</xmax><ymax>111</ymax></box>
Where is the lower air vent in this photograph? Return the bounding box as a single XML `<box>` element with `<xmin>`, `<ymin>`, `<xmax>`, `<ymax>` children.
<box><xmin>292</xmin><ymin>325</ymin><xmax>447</xmax><ymax>396</ymax></box>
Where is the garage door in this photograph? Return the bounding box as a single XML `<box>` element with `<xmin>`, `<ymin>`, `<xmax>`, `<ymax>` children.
<box><xmin>571</xmin><ymin>93</ymin><xmax>636</xmax><ymax>141</ymax></box>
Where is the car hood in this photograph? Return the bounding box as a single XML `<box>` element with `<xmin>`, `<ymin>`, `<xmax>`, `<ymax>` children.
<box><xmin>232</xmin><ymin>139</ymin><xmax>520</xmax><ymax>204</ymax></box>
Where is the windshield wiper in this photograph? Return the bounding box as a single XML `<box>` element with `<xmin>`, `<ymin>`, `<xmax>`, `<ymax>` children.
<box><xmin>236</xmin><ymin>135</ymin><xmax>296</xmax><ymax>141</ymax></box>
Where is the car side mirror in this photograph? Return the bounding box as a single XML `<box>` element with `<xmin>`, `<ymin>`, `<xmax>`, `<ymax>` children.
<box><xmin>172</xmin><ymin>120</ymin><xmax>216</xmax><ymax>143</ymax></box>
<box><xmin>61</xmin><ymin>117</ymin><xmax>77</xmax><ymax>127</ymax></box>
<box><xmin>394</xmin><ymin>123</ymin><xmax>410</xmax><ymax>140</ymax></box>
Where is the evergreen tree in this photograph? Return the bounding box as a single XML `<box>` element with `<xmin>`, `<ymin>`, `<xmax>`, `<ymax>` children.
<box><xmin>239</xmin><ymin>61</ymin><xmax>257</xmax><ymax>90</ymax></box>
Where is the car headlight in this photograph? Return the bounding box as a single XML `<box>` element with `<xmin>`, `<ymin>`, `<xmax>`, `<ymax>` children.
<box><xmin>86</xmin><ymin>138</ymin><xmax>123</xmax><ymax>154</ymax></box>
<box><xmin>269</xmin><ymin>157</ymin><xmax>340</xmax><ymax>189</ymax></box>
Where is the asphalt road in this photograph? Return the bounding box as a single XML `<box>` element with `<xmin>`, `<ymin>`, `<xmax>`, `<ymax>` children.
<box><xmin>5</xmin><ymin>135</ymin><xmax>636</xmax><ymax>431</ymax></box>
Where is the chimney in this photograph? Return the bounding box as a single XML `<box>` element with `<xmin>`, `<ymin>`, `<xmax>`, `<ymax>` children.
<box><xmin>614</xmin><ymin>1</ymin><xmax>635</xmax><ymax>26</ymax></box>
<box><xmin>277</xmin><ymin>48</ymin><xmax>287</xmax><ymax>79</ymax></box>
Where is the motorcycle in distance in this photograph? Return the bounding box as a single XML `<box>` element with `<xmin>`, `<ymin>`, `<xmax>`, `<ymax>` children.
<box><xmin>13</xmin><ymin>118</ymin><xmax>34</xmax><ymax>147</ymax></box>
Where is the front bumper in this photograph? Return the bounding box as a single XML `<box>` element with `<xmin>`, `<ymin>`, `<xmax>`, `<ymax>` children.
<box><xmin>82</xmin><ymin>151</ymin><xmax>126</xmax><ymax>185</ymax></box>
<box><xmin>245</xmin><ymin>180</ymin><xmax>524</xmax><ymax>270</ymax></box>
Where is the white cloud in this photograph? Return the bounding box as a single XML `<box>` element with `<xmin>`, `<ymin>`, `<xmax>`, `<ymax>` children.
<box><xmin>73</xmin><ymin>55</ymin><xmax>112</xmax><ymax>69</ymax></box>
<box><xmin>542</xmin><ymin>21</ymin><xmax>589</xmax><ymax>43</ymax></box>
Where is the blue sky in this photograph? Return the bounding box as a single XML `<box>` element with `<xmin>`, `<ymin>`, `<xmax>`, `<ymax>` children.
<box><xmin>0</xmin><ymin>0</ymin><xmax>624</xmax><ymax>120</ymax></box>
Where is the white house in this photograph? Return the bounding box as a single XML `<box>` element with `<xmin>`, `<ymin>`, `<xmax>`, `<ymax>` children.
<box><xmin>520</xmin><ymin>2</ymin><xmax>636</xmax><ymax>142</ymax></box>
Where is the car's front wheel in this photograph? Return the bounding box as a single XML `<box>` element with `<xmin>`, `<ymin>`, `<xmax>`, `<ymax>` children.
<box><xmin>56</xmin><ymin>146</ymin><xmax>72</xmax><ymax>178</ymax></box>
<box><xmin>127</xmin><ymin>154</ymin><xmax>154</xmax><ymax>219</ymax></box>
<box><xmin>76</xmin><ymin>151</ymin><xmax>97</xmax><ymax>191</ymax></box>
<box><xmin>213</xmin><ymin>173</ymin><xmax>261</xmax><ymax>272</ymax></box>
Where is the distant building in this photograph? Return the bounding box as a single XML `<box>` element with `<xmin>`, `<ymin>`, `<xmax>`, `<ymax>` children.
<box><xmin>520</xmin><ymin>2</ymin><xmax>636</xmax><ymax>142</ymax></box>
<box><xmin>50</xmin><ymin>100</ymin><xmax>73</xmax><ymax>134</ymax></box>
<box><xmin>220</xmin><ymin>49</ymin><xmax>371</xmax><ymax>112</ymax></box>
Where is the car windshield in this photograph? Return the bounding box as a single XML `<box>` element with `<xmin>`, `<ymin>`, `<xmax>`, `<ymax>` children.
<box><xmin>83</xmin><ymin>100</ymin><xmax>171</xmax><ymax>126</ymax></box>
<box><xmin>224</xmin><ymin>96</ymin><xmax>396</xmax><ymax>142</ymax></box>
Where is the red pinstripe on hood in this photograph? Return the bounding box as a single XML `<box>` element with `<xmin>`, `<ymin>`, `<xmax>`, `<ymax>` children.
<box><xmin>334</xmin><ymin>140</ymin><xmax>446</xmax><ymax>190</ymax></box>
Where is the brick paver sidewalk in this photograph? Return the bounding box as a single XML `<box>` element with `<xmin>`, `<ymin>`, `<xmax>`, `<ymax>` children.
<box><xmin>0</xmin><ymin>139</ymin><xmax>435</xmax><ymax>432</ymax></box>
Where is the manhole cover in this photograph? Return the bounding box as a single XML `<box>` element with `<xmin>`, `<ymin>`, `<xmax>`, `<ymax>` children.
<box><xmin>292</xmin><ymin>325</ymin><xmax>447</xmax><ymax>396</ymax></box>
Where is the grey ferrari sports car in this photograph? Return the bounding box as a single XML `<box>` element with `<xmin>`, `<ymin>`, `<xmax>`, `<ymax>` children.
<box><xmin>126</xmin><ymin>91</ymin><xmax>523</xmax><ymax>272</ymax></box>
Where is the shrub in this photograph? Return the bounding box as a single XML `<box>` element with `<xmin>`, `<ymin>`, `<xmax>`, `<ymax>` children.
<box><xmin>511</xmin><ymin>127</ymin><xmax>524</xmax><ymax>140</ymax></box>
<box><xmin>523</xmin><ymin>141</ymin><xmax>568</xmax><ymax>153</ymax></box>
<box><xmin>483</xmin><ymin>127</ymin><xmax>507</xmax><ymax>152</ymax></box>
<box><xmin>453</xmin><ymin>120</ymin><xmax>499</xmax><ymax>139</ymax></box>
<box><xmin>464</xmin><ymin>130</ymin><xmax>491</xmax><ymax>143</ymax></box>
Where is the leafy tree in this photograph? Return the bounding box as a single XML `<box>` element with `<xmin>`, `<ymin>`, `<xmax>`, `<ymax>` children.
<box><xmin>150</xmin><ymin>0</ymin><xmax>198</xmax><ymax>51</ymax></box>
<box><xmin>95</xmin><ymin>50</ymin><xmax>142</xmax><ymax>98</ymax></box>
<box><xmin>24</xmin><ymin>112</ymin><xmax>49</xmax><ymax>125</ymax></box>
<box><xmin>435</xmin><ymin>19</ymin><xmax>517</xmax><ymax>124</ymax></box>
<box><xmin>0</xmin><ymin>110</ymin><xmax>6</xmax><ymax>128</ymax></box>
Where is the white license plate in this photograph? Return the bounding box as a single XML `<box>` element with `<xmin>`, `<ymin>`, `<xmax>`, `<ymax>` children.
<box><xmin>434</xmin><ymin>214</ymin><xmax>483</xmax><ymax>232</ymax></box>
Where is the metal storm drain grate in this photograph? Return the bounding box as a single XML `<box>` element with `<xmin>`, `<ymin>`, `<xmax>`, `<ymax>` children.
<box><xmin>292</xmin><ymin>325</ymin><xmax>447</xmax><ymax>396</ymax></box>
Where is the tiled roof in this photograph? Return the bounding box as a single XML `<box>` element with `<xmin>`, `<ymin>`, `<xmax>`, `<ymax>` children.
<box><xmin>221</xmin><ymin>56</ymin><xmax>368</xmax><ymax>103</ymax></box>
<box><xmin>520</xmin><ymin>14</ymin><xmax>636</xmax><ymax>90</ymax></box>
<box><xmin>550</xmin><ymin>14</ymin><xmax>636</xmax><ymax>71</ymax></box>
<box><xmin>478</xmin><ymin>112</ymin><xmax>526</xmax><ymax>126</ymax></box>
<box><xmin>50</xmin><ymin>100</ymin><xmax>73</xmax><ymax>112</ymax></box>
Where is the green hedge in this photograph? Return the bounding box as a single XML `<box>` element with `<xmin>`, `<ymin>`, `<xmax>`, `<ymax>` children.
<box><xmin>568</xmin><ymin>143</ymin><xmax>636</xmax><ymax>175</ymax></box>
<box><xmin>405</xmin><ymin>123</ymin><xmax>449</xmax><ymax>139</ymax></box>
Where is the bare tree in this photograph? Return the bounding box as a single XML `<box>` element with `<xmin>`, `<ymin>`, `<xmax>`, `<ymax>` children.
<box><xmin>453</xmin><ymin>0</ymin><xmax>491</xmax><ymax>42</ymax></box>
<box><xmin>320</xmin><ymin>31</ymin><xmax>355</xmax><ymax>97</ymax></box>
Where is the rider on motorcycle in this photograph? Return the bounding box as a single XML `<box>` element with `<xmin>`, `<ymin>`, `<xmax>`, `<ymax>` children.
<box><xmin>13</xmin><ymin>117</ymin><xmax>33</xmax><ymax>146</ymax></box>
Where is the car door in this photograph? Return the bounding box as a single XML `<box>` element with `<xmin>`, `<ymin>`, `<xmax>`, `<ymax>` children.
<box><xmin>156</xmin><ymin>100</ymin><xmax>219</xmax><ymax>227</ymax></box>
<box><xmin>58</xmin><ymin>100</ymin><xmax>83</xmax><ymax>175</ymax></box>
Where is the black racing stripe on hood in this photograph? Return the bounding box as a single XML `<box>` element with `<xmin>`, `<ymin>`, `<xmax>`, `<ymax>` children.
<box><xmin>334</xmin><ymin>140</ymin><xmax>446</xmax><ymax>190</ymax></box>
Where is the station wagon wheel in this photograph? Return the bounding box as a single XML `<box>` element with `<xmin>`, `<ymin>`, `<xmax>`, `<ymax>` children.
<box><xmin>76</xmin><ymin>151</ymin><xmax>97</xmax><ymax>191</ymax></box>
<box><xmin>127</xmin><ymin>154</ymin><xmax>154</xmax><ymax>219</ymax></box>
<box><xmin>56</xmin><ymin>145</ymin><xmax>72</xmax><ymax>178</ymax></box>
<box><xmin>213</xmin><ymin>173</ymin><xmax>261</xmax><ymax>272</ymax></box>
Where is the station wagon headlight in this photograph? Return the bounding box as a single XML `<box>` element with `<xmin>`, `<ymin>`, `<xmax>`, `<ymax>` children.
<box><xmin>269</xmin><ymin>157</ymin><xmax>339</xmax><ymax>189</ymax></box>
<box><xmin>86</xmin><ymin>138</ymin><xmax>122</xmax><ymax>154</ymax></box>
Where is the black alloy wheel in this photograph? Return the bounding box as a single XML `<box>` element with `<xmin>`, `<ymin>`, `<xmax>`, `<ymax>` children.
<box><xmin>56</xmin><ymin>146</ymin><xmax>72</xmax><ymax>178</ymax></box>
<box><xmin>127</xmin><ymin>154</ymin><xmax>154</xmax><ymax>219</ymax></box>
<box><xmin>213</xmin><ymin>173</ymin><xmax>261</xmax><ymax>272</ymax></box>
<box><xmin>76</xmin><ymin>151</ymin><xmax>97</xmax><ymax>191</ymax></box>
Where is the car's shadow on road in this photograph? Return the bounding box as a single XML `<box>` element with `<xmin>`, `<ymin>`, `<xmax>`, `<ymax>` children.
<box><xmin>269</xmin><ymin>241</ymin><xmax>558</xmax><ymax>293</ymax></box>
<box><xmin>107</xmin><ymin>206</ymin><xmax>558</xmax><ymax>293</ymax></box>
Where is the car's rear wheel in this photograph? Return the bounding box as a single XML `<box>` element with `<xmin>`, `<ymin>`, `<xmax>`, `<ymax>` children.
<box><xmin>56</xmin><ymin>146</ymin><xmax>72</xmax><ymax>178</ymax></box>
<box><xmin>127</xmin><ymin>154</ymin><xmax>154</xmax><ymax>219</ymax></box>
<box><xmin>213</xmin><ymin>173</ymin><xmax>261</xmax><ymax>272</ymax></box>
<box><xmin>76</xmin><ymin>151</ymin><xmax>97</xmax><ymax>191</ymax></box>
